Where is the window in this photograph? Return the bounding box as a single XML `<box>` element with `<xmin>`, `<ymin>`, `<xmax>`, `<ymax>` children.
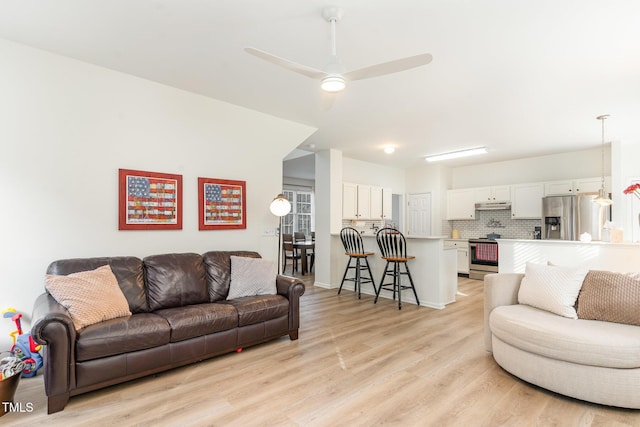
<box><xmin>282</xmin><ymin>189</ymin><xmax>314</xmax><ymax>237</ymax></box>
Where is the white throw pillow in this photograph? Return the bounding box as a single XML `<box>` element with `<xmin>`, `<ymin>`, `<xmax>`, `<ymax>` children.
<box><xmin>227</xmin><ymin>256</ymin><xmax>277</xmax><ymax>299</ymax></box>
<box><xmin>517</xmin><ymin>262</ymin><xmax>588</xmax><ymax>318</ymax></box>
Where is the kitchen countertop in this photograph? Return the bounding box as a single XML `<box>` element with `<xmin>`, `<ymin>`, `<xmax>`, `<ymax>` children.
<box><xmin>332</xmin><ymin>232</ymin><xmax>448</xmax><ymax>239</ymax></box>
<box><xmin>497</xmin><ymin>238</ymin><xmax>640</xmax><ymax>247</ymax></box>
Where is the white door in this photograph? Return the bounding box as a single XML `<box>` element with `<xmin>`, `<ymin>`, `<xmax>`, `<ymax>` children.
<box><xmin>407</xmin><ymin>193</ymin><xmax>432</xmax><ymax>236</ymax></box>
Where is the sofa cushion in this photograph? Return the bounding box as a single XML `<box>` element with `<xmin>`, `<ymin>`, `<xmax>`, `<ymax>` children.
<box><xmin>202</xmin><ymin>251</ymin><xmax>261</xmax><ymax>302</ymax></box>
<box><xmin>490</xmin><ymin>304</ymin><xmax>640</xmax><ymax>369</ymax></box>
<box><xmin>517</xmin><ymin>262</ymin><xmax>588</xmax><ymax>318</ymax></box>
<box><xmin>47</xmin><ymin>256</ymin><xmax>149</xmax><ymax>313</ymax></box>
<box><xmin>75</xmin><ymin>313</ymin><xmax>171</xmax><ymax>362</ymax></box>
<box><xmin>45</xmin><ymin>265</ymin><xmax>132</xmax><ymax>331</ymax></box>
<box><xmin>228</xmin><ymin>256</ymin><xmax>277</xmax><ymax>299</ymax></box>
<box><xmin>221</xmin><ymin>295</ymin><xmax>289</xmax><ymax>327</ymax></box>
<box><xmin>154</xmin><ymin>303</ymin><xmax>238</xmax><ymax>342</ymax></box>
<box><xmin>144</xmin><ymin>253</ymin><xmax>209</xmax><ymax>311</ymax></box>
<box><xmin>577</xmin><ymin>270</ymin><xmax>640</xmax><ymax>326</ymax></box>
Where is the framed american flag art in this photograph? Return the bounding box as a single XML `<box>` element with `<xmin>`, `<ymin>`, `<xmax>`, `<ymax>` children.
<box><xmin>198</xmin><ymin>177</ymin><xmax>246</xmax><ymax>230</ymax></box>
<box><xmin>118</xmin><ymin>169</ymin><xmax>183</xmax><ymax>230</ymax></box>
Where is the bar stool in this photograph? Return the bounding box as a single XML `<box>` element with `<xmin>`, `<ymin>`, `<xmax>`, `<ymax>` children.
<box><xmin>375</xmin><ymin>228</ymin><xmax>419</xmax><ymax>309</ymax></box>
<box><xmin>338</xmin><ymin>227</ymin><xmax>377</xmax><ymax>299</ymax></box>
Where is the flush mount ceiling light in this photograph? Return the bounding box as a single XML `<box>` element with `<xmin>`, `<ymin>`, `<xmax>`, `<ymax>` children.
<box><xmin>384</xmin><ymin>146</ymin><xmax>395</xmax><ymax>154</ymax></box>
<box><xmin>593</xmin><ymin>114</ymin><xmax>613</xmax><ymax>206</ymax></box>
<box><xmin>425</xmin><ymin>146</ymin><xmax>487</xmax><ymax>162</ymax></box>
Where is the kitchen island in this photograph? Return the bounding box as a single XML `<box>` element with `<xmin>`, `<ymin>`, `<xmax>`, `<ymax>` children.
<box><xmin>330</xmin><ymin>233</ymin><xmax>458</xmax><ymax>309</ymax></box>
<box><xmin>498</xmin><ymin>238</ymin><xmax>640</xmax><ymax>273</ymax></box>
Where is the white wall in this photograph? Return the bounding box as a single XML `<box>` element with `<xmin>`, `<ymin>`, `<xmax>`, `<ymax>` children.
<box><xmin>405</xmin><ymin>163</ymin><xmax>452</xmax><ymax>236</ymax></box>
<box><xmin>342</xmin><ymin>157</ymin><xmax>406</xmax><ymax>193</ymax></box>
<box><xmin>612</xmin><ymin>141</ymin><xmax>640</xmax><ymax>240</ymax></box>
<box><xmin>0</xmin><ymin>39</ymin><xmax>316</xmax><ymax>348</ymax></box>
<box><xmin>451</xmin><ymin>147</ymin><xmax>609</xmax><ymax>188</ymax></box>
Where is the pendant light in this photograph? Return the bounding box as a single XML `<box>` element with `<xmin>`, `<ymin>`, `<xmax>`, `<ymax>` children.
<box><xmin>594</xmin><ymin>114</ymin><xmax>613</xmax><ymax>206</ymax></box>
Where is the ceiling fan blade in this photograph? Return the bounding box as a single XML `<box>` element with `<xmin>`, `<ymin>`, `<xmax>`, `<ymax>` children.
<box><xmin>244</xmin><ymin>47</ymin><xmax>326</xmax><ymax>80</ymax></box>
<box><xmin>344</xmin><ymin>53</ymin><xmax>433</xmax><ymax>81</ymax></box>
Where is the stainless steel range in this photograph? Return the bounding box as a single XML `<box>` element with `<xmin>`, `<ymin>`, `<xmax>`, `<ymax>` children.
<box><xmin>468</xmin><ymin>238</ymin><xmax>498</xmax><ymax>280</ymax></box>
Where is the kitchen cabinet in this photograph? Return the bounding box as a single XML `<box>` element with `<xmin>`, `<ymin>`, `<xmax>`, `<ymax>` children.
<box><xmin>476</xmin><ymin>185</ymin><xmax>511</xmax><ymax>202</ymax></box>
<box><xmin>446</xmin><ymin>189</ymin><xmax>476</xmax><ymax>220</ymax></box>
<box><xmin>343</xmin><ymin>183</ymin><xmax>371</xmax><ymax>219</ymax></box>
<box><xmin>511</xmin><ymin>183</ymin><xmax>544</xmax><ymax>219</ymax></box>
<box><xmin>544</xmin><ymin>177</ymin><xmax>611</xmax><ymax>196</ymax></box>
<box><xmin>343</xmin><ymin>183</ymin><xmax>390</xmax><ymax>220</ymax></box>
<box><xmin>382</xmin><ymin>188</ymin><xmax>392</xmax><ymax>220</ymax></box>
<box><xmin>574</xmin><ymin>177</ymin><xmax>610</xmax><ymax>194</ymax></box>
<box><xmin>370</xmin><ymin>186</ymin><xmax>383</xmax><ymax>219</ymax></box>
<box><xmin>444</xmin><ymin>239</ymin><xmax>469</xmax><ymax>274</ymax></box>
<box><xmin>342</xmin><ymin>182</ymin><xmax>359</xmax><ymax>219</ymax></box>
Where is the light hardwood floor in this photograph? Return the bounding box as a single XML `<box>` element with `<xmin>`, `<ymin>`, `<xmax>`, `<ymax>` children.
<box><xmin>6</xmin><ymin>276</ymin><xmax>640</xmax><ymax>426</ymax></box>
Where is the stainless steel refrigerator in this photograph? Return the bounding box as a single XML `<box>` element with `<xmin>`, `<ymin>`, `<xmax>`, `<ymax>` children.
<box><xmin>542</xmin><ymin>193</ymin><xmax>607</xmax><ymax>240</ymax></box>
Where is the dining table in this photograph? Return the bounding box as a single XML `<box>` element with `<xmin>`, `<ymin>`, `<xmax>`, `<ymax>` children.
<box><xmin>293</xmin><ymin>240</ymin><xmax>315</xmax><ymax>275</ymax></box>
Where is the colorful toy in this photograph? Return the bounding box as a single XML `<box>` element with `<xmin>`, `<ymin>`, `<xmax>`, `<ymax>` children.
<box><xmin>2</xmin><ymin>307</ymin><xmax>43</xmax><ymax>378</ymax></box>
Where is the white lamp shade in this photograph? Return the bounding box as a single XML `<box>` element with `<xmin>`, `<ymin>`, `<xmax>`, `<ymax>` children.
<box><xmin>270</xmin><ymin>194</ymin><xmax>291</xmax><ymax>217</ymax></box>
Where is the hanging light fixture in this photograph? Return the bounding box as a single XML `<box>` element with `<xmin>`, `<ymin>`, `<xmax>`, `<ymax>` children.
<box><xmin>594</xmin><ymin>114</ymin><xmax>613</xmax><ymax>206</ymax></box>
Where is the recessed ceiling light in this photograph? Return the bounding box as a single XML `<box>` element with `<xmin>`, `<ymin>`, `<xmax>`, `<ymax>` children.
<box><xmin>425</xmin><ymin>146</ymin><xmax>487</xmax><ymax>162</ymax></box>
<box><xmin>384</xmin><ymin>146</ymin><xmax>395</xmax><ymax>154</ymax></box>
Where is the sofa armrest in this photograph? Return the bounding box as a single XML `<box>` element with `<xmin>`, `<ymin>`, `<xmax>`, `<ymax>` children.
<box><xmin>276</xmin><ymin>274</ymin><xmax>306</xmax><ymax>339</ymax></box>
<box><xmin>483</xmin><ymin>273</ymin><xmax>524</xmax><ymax>353</ymax></box>
<box><xmin>31</xmin><ymin>293</ymin><xmax>77</xmax><ymax>400</ymax></box>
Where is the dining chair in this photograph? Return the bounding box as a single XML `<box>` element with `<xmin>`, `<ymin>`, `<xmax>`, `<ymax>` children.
<box><xmin>375</xmin><ymin>227</ymin><xmax>419</xmax><ymax>309</ymax></box>
<box><xmin>293</xmin><ymin>231</ymin><xmax>313</xmax><ymax>272</ymax></box>
<box><xmin>282</xmin><ymin>241</ymin><xmax>301</xmax><ymax>274</ymax></box>
<box><xmin>338</xmin><ymin>227</ymin><xmax>376</xmax><ymax>299</ymax></box>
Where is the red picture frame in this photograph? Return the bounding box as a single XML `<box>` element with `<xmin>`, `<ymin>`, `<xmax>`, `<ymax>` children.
<box><xmin>198</xmin><ymin>177</ymin><xmax>246</xmax><ymax>230</ymax></box>
<box><xmin>118</xmin><ymin>169</ymin><xmax>182</xmax><ymax>230</ymax></box>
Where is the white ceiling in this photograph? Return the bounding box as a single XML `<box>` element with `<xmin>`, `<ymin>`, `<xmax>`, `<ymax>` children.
<box><xmin>2</xmin><ymin>0</ymin><xmax>639</xmax><ymax>168</ymax></box>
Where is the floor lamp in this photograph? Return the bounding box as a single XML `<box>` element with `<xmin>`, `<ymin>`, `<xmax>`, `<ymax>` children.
<box><xmin>270</xmin><ymin>194</ymin><xmax>291</xmax><ymax>274</ymax></box>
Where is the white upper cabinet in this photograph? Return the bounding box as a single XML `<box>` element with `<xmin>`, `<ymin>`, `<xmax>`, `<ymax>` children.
<box><xmin>544</xmin><ymin>177</ymin><xmax>611</xmax><ymax>196</ymax></box>
<box><xmin>446</xmin><ymin>189</ymin><xmax>476</xmax><ymax>220</ymax></box>
<box><xmin>511</xmin><ymin>183</ymin><xmax>544</xmax><ymax>219</ymax></box>
<box><xmin>342</xmin><ymin>182</ymin><xmax>359</xmax><ymax>219</ymax></box>
<box><xmin>343</xmin><ymin>183</ymin><xmax>391</xmax><ymax>220</ymax></box>
<box><xmin>356</xmin><ymin>184</ymin><xmax>371</xmax><ymax>219</ymax></box>
<box><xmin>382</xmin><ymin>188</ymin><xmax>392</xmax><ymax>220</ymax></box>
<box><xmin>369</xmin><ymin>186</ymin><xmax>383</xmax><ymax>219</ymax></box>
<box><xmin>574</xmin><ymin>177</ymin><xmax>610</xmax><ymax>194</ymax></box>
<box><xmin>476</xmin><ymin>185</ymin><xmax>511</xmax><ymax>202</ymax></box>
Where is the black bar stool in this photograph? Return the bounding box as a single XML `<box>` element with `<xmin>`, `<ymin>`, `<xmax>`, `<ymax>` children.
<box><xmin>338</xmin><ymin>227</ymin><xmax>377</xmax><ymax>298</ymax></box>
<box><xmin>375</xmin><ymin>228</ymin><xmax>419</xmax><ymax>309</ymax></box>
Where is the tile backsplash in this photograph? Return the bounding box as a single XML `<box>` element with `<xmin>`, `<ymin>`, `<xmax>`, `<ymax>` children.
<box><xmin>446</xmin><ymin>210</ymin><xmax>541</xmax><ymax>240</ymax></box>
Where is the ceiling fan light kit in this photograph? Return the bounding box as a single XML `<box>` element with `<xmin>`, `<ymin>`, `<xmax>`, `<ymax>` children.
<box><xmin>321</xmin><ymin>75</ymin><xmax>346</xmax><ymax>92</ymax></box>
<box><xmin>245</xmin><ymin>6</ymin><xmax>432</xmax><ymax>93</ymax></box>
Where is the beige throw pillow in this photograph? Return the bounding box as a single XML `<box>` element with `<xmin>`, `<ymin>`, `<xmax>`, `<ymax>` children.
<box><xmin>45</xmin><ymin>265</ymin><xmax>132</xmax><ymax>330</ymax></box>
<box><xmin>577</xmin><ymin>270</ymin><xmax>640</xmax><ymax>326</ymax></box>
<box><xmin>227</xmin><ymin>256</ymin><xmax>277</xmax><ymax>299</ymax></box>
<box><xmin>517</xmin><ymin>262</ymin><xmax>588</xmax><ymax>319</ymax></box>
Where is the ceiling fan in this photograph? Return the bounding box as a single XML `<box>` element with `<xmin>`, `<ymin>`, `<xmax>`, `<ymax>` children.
<box><xmin>245</xmin><ymin>6</ymin><xmax>433</xmax><ymax>93</ymax></box>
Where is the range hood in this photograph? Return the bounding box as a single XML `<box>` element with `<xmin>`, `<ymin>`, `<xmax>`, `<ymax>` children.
<box><xmin>475</xmin><ymin>201</ymin><xmax>511</xmax><ymax>211</ymax></box>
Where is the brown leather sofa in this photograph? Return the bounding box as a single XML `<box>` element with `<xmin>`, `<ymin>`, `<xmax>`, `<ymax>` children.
<box><xmin>31</xmin><ymin>251</ymin><xmax>305</xmax><ymax>414</ymax></box>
